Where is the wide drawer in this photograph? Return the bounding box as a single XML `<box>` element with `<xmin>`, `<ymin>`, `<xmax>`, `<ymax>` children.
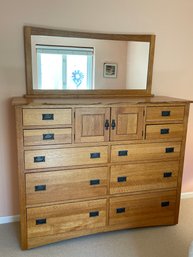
<box><xmin>109</xmin><ymin>190</ymin><xmax>176</xmax><ymax>227</ymax></box>
<box><xmin>26</xmin><ymin>167</ymin><xmax>108</xmax><ymax>205</ymax></box>
<box><xmin>111</xmin><ymin>142</ymin><xmax>181</xmax><ymax>163</ymax></box>
<box><xmin>24</xmin><ymin>146</ymin><xmax>108</xmax><ymax>170</ymax></box>
<box><xmin>146</xmin><ymin>106</ymin><xmax>185</xmax><ymax>122</ymax></box>
<box><xmin>27</xmin><ymin>199</ymin><xmax>107</xmax><ymax>239</ymax></box>
<box><xmin>145</xmin><ymin>124</ymin><xmax>184</xmax><ymax>140</ymax></box>
<box><xmin>110</xmin><ymin>161</ymin><xmax>179</xmax><ymax>194</ymax></box>
<box><xmin>24</xmin><ymin>128</ymin><xmax>72</xmax><ymax>146</ymax></box>
<box><xmin>23</xmin><ymin>108</ymin><xmax>72</xmax><ymax>126</ymax></box>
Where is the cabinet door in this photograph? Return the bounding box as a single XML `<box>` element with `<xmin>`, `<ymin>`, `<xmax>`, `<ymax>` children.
<box><xmin>110</xmin><ymin>107</ymin><xmax>144</xmax><ymax>141</ymax></box>
<box><xmin>75</xmin><ymin>108</ymin><xmax>110</xmax><ymax>143</ymax></box>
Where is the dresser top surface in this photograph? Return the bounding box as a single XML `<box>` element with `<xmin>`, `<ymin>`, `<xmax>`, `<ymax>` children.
<box><xmin>12</xmin><ymin>95</ymin><xmax>192</xmax><ymax>107</ymax></box>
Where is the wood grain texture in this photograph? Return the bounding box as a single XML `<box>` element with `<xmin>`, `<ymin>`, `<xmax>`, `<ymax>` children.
<box><xmin>15</xmin><ymin>107</ymin><xmax>28</xmax><ymax>249</ymax></box>
<box><xmin>23</xmin><ymin>108</ymin><xmax>72</xmax><ymax>126</ymax></box>
<box><xmin>110</xmin><ymin>161</ymin><xmax>179</xmax><ymax>194</ymax></box>
<box><xmin>75</xmin><ymin>107</ymin><xmax>110</xmax><ymax>143</ymax></box>
<box><xmin>109</xmin><ymin>190</ymin><xmax>176</xmax><ymax>227</ymax></box>
<box><xmin>27</xmin><ymin>199</ymin><xmax>107</xmax><ymax>239</ymax></box>
<box><xmin>111</xmin><ymin>142</ymin><xmax>181</xmax><ymax>163</ymax></box>
<box><xmin>146</xmin><ymin>106</ymin><xmax>185</xmax><ymax>122</ymax></box>
<box><xmin>26</xmin><ymin>167</ymin><xmax>108</xmax><ymax>205</ymax></box>
<box><xmin>24</xmin><ymin>146</ymin><xmax>108</xmax><ymax>170</ymax></box>
<box><xmin>110</xmin><ymin>107</ymin><xmax>144</xmax><ymax>141</ymax></box>
<box><xmin>24</xmin><ymin>128</ymin><xmax>72</xmax><ymax>146</ymax></box>
<box><xmin>12</xmin><ymin>99</ymin><xmax>191</xmax><ymax>249</ymax></box>
<box><xmin>145</xmin><ymin>124</ymin><xmax>184</xmax><ymax>140</ymax></box>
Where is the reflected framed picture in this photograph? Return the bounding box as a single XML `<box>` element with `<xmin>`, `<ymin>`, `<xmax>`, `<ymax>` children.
<box><xmin>103</xmin><ymin>63</ymin><xmax>117</xmax><ymax>78</ymax></box>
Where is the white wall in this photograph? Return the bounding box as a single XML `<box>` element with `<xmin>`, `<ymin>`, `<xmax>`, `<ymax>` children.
<box><xmin>1</xmin><ymin>0</ymin><xmax>193</xmax><ymax>217</ymax></box>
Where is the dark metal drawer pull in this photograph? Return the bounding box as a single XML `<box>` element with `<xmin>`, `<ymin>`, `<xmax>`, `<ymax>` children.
<box><xmin>116</xmin><ymin>207</ymin><xmax>125</xmax><ymax>213</ymax></box>
<box><xmin>89</xmin><ymin>211</ymin><xmax>99</xmax><ymax>217</ymax></box>
<box><xmin>36</xmin><ymin>218</ymin><xmax>47</xmax><ymax>225</ymax></box>
<box><xmin>161</xmin><ymin>111</ymin><xmax>170</xmax><ymax>117</ymax></box>
<box><xmin>165</xmin><ymin>147</ymin><xmax>174</xmax><ymax>153</ymax></box>
<box><xmin>161</xmin><ymin>201</ymin><xmax>170</xmax><ymax>207</ymax></box>
<box><xmin>118</xmin><ymin>150</ymin><xmax>128</xmax><ymax>156</ymax></box>
<box><xmin>43</xmin><ymin>133</ymin><xmax>54</xmax><ymax>140</ymax></box>
<box><xmin>42</xmin><ymin>113</ymin><xmax>54</xmax><ymax>120</ymax></box>
<box><xmin>34</xmin><ymin>156</ymin><xmax>45</xmax><ymax>163</ymax></box>
<box><xmin>163</xmin><ymin>172</ymin><xmax>172</xmax><ymax>178</ymax></box>
<box><xmin>35</xmin><ymin>185</ymin><xmax>46</xmax><ymax>191</ymax></box>
<box><xmin>111</xmin><ymin>119</ymin><xmax>116</xmax><ymax>130</ymax></box>
<box><xmin>104</xmin><ymin>119</ymin><xmax>110</xmax><ymax>130</ymax></box>
<box><xmin>90</xmin><ymin>152</ymin><xmax>100</xmax><ymax>159</ymax></box>
<box><xmin>117</xmin><ymin>176</ymin><xmax>127</xmax><ymax>182</ymax></box>
<box><xmin>90</xmin><ymin>179</ymin><xmax>100</xmax><ymax>185</ymax></box>
<box><xmin>160</xmin><ymin>128</ymin><xmax>170</xmax><ymax>134</ymax></box>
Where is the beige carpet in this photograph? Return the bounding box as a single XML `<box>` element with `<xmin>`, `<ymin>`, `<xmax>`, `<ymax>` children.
<box><xmin>1</xmin><ymin>198</ymin><xmax>193</xmax><ymax>257</ymax></box>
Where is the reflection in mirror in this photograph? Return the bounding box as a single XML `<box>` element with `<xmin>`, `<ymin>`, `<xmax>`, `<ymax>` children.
<box><xmin>24</xmin><ymin>26</ymin><xmax>155</xmax><ymax>96</ymax></box>
<box><xmin>31</xmin><ymin>36</ymin><xmax>149</xmax><ymax>90</ymax></box>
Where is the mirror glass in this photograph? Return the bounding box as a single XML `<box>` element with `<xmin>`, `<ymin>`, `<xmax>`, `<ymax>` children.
<box><xmin>24</xmin><ymin>27</ymin><xmax>155</xmax><ymax>96</ymax></box>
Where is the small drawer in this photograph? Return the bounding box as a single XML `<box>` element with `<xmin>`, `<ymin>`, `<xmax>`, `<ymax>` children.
<box><xmin>111</xmin><ymin>142</ymin><xmax>181</xmax><ymax>163</ymax></box>
<box><xmin>24</xmin><ymin>146</ymin><xmax>108</xmax><ymax>170</ymax></box>
<box><xmin>146</xmin><ymin>106</ymin><xmax>185</xmax><ymax>122</ymax></box>
<box><xmin>26</xmin><ymin>167</ymin><xmax>108</xmax><ymax>205</ymax></box>
<box><xmin>27</xmin><ymin>199</ymin><xmax>107</xmax><ymax>239</ymax></box>
<box><xmin>24</xmin><ymin>128</ymin><xmax>72</xmax><ymax>146</ymax></box>
<box><xmin>23</xmin><ymin>108</ymin><xmax>72</xmax><ymax>126</ymax></box>
<box><xmin>109</xmin><ymin>190</ymin><xmax>176</xmax><ymax>227</ymax></box>
<box><xmin>145</xmin><ymin>124</ymin><xmax>184</xmax><ymax>140</ymax></box>
<box><xmin>110</xmin><ymin>161</ymin><xmax>179</xmax><ymax>194</ymax></box>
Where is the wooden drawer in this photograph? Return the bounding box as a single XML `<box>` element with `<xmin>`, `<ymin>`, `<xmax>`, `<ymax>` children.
<box><xmin>27</xmin><ymin>199</ymin><xmax>107</xmax><ymax>239</ymax></box>
<box><xmin>109</xmin><ymin>190</ymin><xmax>176</xmax><ymax>227</ymax></box>
<box><xmin>26</xmin><ymin>167</ymin><xmax>108</xmax><ymax>205</ymax></box>
<box><xmin>145</xmin><ymin>124</ymin><xmax>184</xmax><ymax>140</ymax></box>
<box><xmin>110</xmin><ymin>161</ymin><xmax>179</xmax><ymax>194</ymax></box>
<box><xmin>24</xmin><ymin>146</ymin><xmax>108</xmax><ymax>170</ymax></box>
<box><xmin>24</xmin><ymin>128</ymin><xmax>72</xmax><ymax>146</ymax></box>
<box><xmin>111</xmin><ymin>142</ymin><xmax>181</xmax><ymax>163</ymax></box>
<box><xmin>146</xmin><ymin>106</ymin><xmax>185</xmax><ymax>122</ymax></box>
<box><xmin>23</xmin><ymin>108</ymin><xmax>72</xmax><ymax>126</ymax></box>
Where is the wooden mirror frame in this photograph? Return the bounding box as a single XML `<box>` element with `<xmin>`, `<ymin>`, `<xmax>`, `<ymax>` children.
<box><xmin>24</xmin><ymin>26</ymin><xmax>156</xmax><ymax>98</ymax></box>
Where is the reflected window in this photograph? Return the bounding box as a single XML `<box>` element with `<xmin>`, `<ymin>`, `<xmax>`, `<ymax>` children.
<box><xmin>36</xmin><ymin>46</ymin><xmax>94</xmax><ymax>90</ymax></box>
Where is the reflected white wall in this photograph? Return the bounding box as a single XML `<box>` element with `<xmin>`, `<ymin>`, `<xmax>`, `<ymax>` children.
<box><xmin>126</xmin><ymin>41</ymin><xmax>149</xmax><ymax>89</ymax></box>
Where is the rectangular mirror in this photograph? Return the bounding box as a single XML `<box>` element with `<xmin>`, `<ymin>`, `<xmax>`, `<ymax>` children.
<box><xmin>24</xmin><ymin>26</ymin><xmax>156</xmax><ymax>97</ymax></box>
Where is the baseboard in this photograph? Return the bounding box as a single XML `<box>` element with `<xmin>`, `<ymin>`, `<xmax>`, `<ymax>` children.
<box><xmin>0</xmin><ymin>215</ymin><xmax>20</xmax><ymax>224</ymax></box>
<box><xmin>181</xmin><ymin>192</ymin><xmax>193</xmax><ymax>199</ymax></box>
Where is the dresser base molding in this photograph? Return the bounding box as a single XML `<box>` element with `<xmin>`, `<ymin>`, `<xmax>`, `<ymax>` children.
<box><xmin>27</xmin><ymin>221</ymin><xmax>177</xmax><ymax>249</ymax></box>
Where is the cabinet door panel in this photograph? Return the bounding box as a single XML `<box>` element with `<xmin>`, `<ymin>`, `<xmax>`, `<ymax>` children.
<box><xmin>110</xmin><ymin>107</ymin><xmax>144</xmax><ymax>141</ymax></box>
<box><xmin>75</xmin><ymin>108</ymin><xmax>110</xmax><ymax>143</ymax></box>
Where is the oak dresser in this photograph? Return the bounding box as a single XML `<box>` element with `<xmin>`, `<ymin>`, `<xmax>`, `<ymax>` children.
<box><xmin>13</xmin><ymin>96</ymin><xmax>190</xmax><ymax>249</ymax></box>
